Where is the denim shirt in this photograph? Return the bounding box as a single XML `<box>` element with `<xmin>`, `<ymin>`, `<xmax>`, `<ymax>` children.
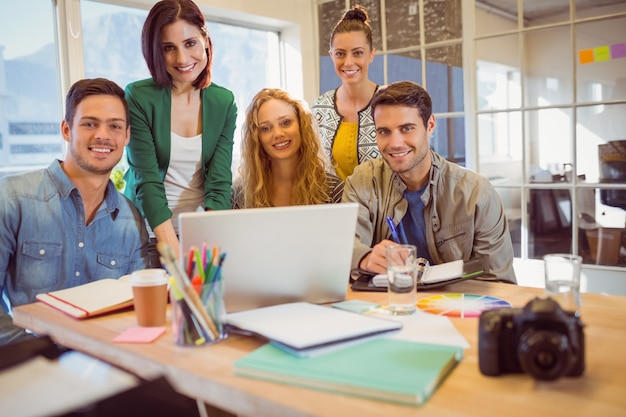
<box><xmin>0</xmin><ymin>160</ymin><xmax>149</xmax><ymax>344</ymax></box>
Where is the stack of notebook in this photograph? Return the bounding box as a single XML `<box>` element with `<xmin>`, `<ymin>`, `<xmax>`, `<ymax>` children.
<box><xmin>228</xmin><ymin>302</ymin><xmax>463</xmax><ymax>406</ymax></box>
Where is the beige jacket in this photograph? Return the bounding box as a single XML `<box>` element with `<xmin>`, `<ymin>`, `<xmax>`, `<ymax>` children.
<box><xmin>342</xmin><ymin>152</ymin><xmax>517</xmax><ymax>284</ymax></box>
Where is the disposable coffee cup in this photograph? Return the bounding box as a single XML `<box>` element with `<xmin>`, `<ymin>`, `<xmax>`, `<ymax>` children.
<box><xmin>130</xmin><ymin>268</ymin><xmax>168</xmax><ymax>327</ymax></box>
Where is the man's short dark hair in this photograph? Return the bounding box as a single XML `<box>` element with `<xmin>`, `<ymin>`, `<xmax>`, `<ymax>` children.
<box><xmin>371</xmin><ymin>81</ymin><xmax>433</xmax><ymax>129</ymax></box>
<box><xmin>64</xmin><ymin>78</ymin><xmax>128</xmax><ymax>126</ymax></box>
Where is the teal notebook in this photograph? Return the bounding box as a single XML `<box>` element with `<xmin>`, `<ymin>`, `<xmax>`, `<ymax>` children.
<box><xmin>234</xmin><ymin>338</ymin><xmax>463</xmax><ymax>406</ymax></box>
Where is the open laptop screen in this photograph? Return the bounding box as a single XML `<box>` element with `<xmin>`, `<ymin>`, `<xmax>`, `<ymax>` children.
<box><xmin>178</xmin><ymin>203</ymin><xmax>358</xmax><ymax>313</ymax></box>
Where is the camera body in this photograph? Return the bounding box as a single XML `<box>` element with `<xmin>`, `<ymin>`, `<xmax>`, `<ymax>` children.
<box><xmin>478</xmin><ymin>297</ymin><xmax>585</xmax><ymax>381</ymax></box>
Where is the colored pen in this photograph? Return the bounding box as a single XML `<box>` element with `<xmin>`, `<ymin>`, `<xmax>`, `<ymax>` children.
<box><xmin>193</xmin><ymin>247</ymin><xmax>205</xmax><ymax>282</ymax></box>
<box><xmin>396</xmin><ymin>220</ymin><xmax>409</xmax><ymax>245</ymax></box>
<box><xmin>386</xmin><ymin>216</ymin><xmax>401</xmax><ymax>244</ymax></box>
<box><xmin>201</xmin><ymin>242</ymin><xmax>208</xmax><ymax>269</ymax></box>
<box><xmin>157</xmin><ymin>243</ymin><xmax>219</xmax><ymax>340</ymax></box>
<box><xmin>186</xmin><ymin>247</ymin><xmax>195</xmax><ymax>277</ymax></box>
<box><xmin>202</xmin><ymin>252</ymin><xmax>226</xmax><ymax>304</ymax></box>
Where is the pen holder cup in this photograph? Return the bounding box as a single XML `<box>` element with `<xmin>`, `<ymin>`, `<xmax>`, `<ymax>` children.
<box><xmin>169</xmin><ymin>280</ymin><xmax>228</xmax><ymax>347</ymax></box>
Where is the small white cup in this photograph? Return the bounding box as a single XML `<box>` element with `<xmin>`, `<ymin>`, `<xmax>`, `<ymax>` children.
<box><xmin>543</xmin><ymin>254</ymin><xmax>582</xmax><ymax>315</ymax></box>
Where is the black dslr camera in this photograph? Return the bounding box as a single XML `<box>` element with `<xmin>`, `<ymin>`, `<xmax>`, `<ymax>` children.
<box><xmin>478</xmin><ymin>297</ymin><xmax>585</xmax><ymax>381</ymax></box>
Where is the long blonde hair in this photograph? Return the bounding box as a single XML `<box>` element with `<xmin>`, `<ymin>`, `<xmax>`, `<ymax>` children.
<box><xmin>237</xmin><ymin>88</ymin><xmax>330</xmax><ymax>208</ymax></box>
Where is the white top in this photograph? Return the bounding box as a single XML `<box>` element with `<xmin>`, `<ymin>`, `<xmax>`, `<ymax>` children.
<box><xmin>164</xmin><ymin>132</ymin><xmax>204</xmax><ymax>233</ymax></box>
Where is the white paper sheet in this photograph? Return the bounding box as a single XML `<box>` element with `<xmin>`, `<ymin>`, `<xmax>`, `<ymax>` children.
<box><xmin>371</xmin><ymin>309</ymin><xmax>471</xmax><ymax>349</ymax></box>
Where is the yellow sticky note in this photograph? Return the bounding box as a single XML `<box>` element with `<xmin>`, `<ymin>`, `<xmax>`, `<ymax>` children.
<box><xmin>594</xmin><ymin>46</ymin><xmax>610</xmax><ymax>62</ymax></box>
<box><xmin>579</xmin><ymin>49</ymin><xmax>594</xmax><ymax>64</ymax></box>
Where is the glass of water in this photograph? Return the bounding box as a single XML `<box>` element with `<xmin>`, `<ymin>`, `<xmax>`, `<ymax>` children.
<box><xmin>543</xmin><ymin>253</ymin><xmax>582</xmax><ymax>315</ymax></box>
<box><xmin>386</xmin><ymin>245</ymin><xmax>424</xmax><ymax>315</ymax></box>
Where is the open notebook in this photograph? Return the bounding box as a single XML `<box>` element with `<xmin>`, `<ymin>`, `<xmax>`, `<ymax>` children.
<box><xmin>35</xmin><ymin>276</ymin><xmax>134</xmax><ymax>319</ymax></box>
<box><xmin>179</xmin><ymin>203</ymin><xmax>359</xmax><ymax>313</ymax></box>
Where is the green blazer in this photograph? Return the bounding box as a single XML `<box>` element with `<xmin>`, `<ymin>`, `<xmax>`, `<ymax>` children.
<box><xmin>123</xmin><ymin>78</ymin><xmax>237</xmax><ymax>230</ymax></box>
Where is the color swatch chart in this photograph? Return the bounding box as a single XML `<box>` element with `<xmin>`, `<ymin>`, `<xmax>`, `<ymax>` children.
<box><xmin>417</xmin><ymin>293</ymin><xmax>511</xmax><ymax>318</ymax></box>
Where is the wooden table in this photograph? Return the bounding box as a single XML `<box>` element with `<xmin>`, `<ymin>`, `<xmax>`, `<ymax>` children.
<box><xmin>13</xmin><ymin>281</ymin><xmax>626</xmax><ymax>417</ymax></box>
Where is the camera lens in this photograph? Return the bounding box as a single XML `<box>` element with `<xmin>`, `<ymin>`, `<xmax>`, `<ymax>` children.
<box><xmin>518</xmin><ymin>329</ymin><xmax>572</xmax><ymax>381</ymax></box>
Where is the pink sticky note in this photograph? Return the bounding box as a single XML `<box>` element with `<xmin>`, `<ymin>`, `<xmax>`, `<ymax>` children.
<box><xmin>611</xmin><ymin>43</ymin><xmax>626</xmax><ymax>59</ymax></box>
<box><xmin>113</xmin><ymin>326</ymin><xmax>166</xmax><ymax>343</ymax></box>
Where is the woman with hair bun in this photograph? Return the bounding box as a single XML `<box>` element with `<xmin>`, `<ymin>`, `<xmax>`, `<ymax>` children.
<box><xmin>311</xmin><ymin>4</ymin><xmax>380</xmax><ymax>181</ymax></box>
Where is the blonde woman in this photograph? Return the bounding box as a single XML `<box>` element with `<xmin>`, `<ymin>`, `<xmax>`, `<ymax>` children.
<box><xmin>232</xmin><ymin>88</ymin><xmax>343</xmax><ymax>208</ymax></box>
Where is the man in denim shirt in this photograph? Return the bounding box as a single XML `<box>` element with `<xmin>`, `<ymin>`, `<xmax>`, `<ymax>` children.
<box><xmin>0</xmin><ymin>78</ymin><xmax>149</xmax><ymax>344</ymax></box>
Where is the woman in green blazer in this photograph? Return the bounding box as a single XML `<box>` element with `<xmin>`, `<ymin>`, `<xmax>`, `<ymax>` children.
<box><xmin>123</xmin><ymin>0</ymin><xmax>237</xmax><ymax>266</ymax></box>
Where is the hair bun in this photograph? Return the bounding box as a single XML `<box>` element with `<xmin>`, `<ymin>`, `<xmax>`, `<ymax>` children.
<box><xmin>343</xmin><ymin>5</ymin><xmax>369</xmax><ymax>23</ymax></box>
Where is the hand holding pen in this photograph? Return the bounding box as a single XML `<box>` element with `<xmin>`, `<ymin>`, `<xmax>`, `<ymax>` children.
<box><xmin>357</xmin><ymin>217</ymin><xmax>409</xmax><ymax>275</ymax></box>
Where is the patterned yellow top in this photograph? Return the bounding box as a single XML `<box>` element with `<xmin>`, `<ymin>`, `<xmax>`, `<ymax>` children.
<box><xmin>331</xmin><ymin>121</ymin><xmax>359</xmax><ymax>181</ymax></box>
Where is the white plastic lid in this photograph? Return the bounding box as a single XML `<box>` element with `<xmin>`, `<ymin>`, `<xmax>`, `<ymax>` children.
<box><xmin>129</xmin><ymin>268</ymin><xmax>168</xmax><ymax>287</ymax></box>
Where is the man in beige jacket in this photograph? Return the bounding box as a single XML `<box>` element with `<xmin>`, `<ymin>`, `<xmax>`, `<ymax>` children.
<box><xmin>343</xmin><ymin>81</ymin><xmax>516</xmax><ymax>284</ymax></box>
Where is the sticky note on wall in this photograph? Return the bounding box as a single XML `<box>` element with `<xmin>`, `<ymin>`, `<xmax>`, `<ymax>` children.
<box><xmin>611</xmin><ymin>43</ymin><xmax>626</xmax><ymax>59</ymax></box>
<box><xmin>595</xmin><ymin>46</ymin><xmax>611</xmax><ymax>61</ymax></box>
<box><xmin>579</xmin><ymin>49</ymin><xmax>594</xmax><ymax>64</ymax></box>
<box><xmin>580</xmin><ymin>42</ymin><xmax>626</xmax><ymax>64</ymax></box>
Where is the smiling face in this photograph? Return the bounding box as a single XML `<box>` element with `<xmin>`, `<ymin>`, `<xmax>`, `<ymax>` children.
<box><xmin>257</xmin><ymin>99</ymin><xmax>302</xmax><ymax>162</ymax></box>
<box><xmin>161</xmin><ymin>19</ymin><xmax>208</xmax><ymax>87</ymax></box>
<box><xmin>61</xmin><ymin>94</ymin><xmax>130</xmax><ymax>176</ymax></box>
<box><xmin>330</xmin><ymin>31</ymin><xmax>375</xmax><ymax>85</ymax></box>
<box><xmin>374</xmin><ymin>104</ymin><xmax>436</xmax><ymax>190</ymax></box>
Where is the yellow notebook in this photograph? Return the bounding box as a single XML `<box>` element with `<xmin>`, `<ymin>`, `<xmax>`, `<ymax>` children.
<box><xmin>35</xmin><ymin>276</ymin><xmax>133</xmax><ymax>319</ymax></box>
<box><xmin>234</xmin><ymin>338</ymin><xmax>463</xmax><ymax>406</ymax></box>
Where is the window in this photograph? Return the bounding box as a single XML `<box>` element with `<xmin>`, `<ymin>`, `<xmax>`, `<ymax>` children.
<box><xmin>0</xmin><ymin>1</ymin><xmax>282</xmax><ymax>179</ymax></box>
<box><xmin>81</xmin><ymin>1</ymin><xmax>281</xmax><ymax>176</ymax></box>
<box><xmin>81</xmin><ymin>1</ymin><xmax>149</xmax><ymax>90</ymax></box>
<box><xmin>0</xmin><ymin>0</ymin><xmax>63</xmax><ymax>178</ymax></box>
<box><xmin>474</xmin><ymin>0</ymin><xmax>626</xmax><ymax>268</ymax></box>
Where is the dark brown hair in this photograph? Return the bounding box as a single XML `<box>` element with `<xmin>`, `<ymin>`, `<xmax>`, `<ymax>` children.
<box><xmin>141</xmin><ymin>0</ymin><xmax>212</xmax><ymax>89</ymax></box>
<box><xmin>329</xmin><ymin>4</ymin><xmax>373</xmax><ymax>50</ymax></box>
<box><xmin>65</xmin><ymin>78</ymin><xmax>128</xmax><ymax>126</ymax></box>
<box><xmin>371</xmin><ymin>81</ymin><xmax>432</xmax><ymax>129</ymax></box>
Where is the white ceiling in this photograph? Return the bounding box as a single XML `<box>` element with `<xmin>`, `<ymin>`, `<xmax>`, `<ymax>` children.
<box><xmin>477</xmin><ymin>0</ymin><xmax>625</xmax><ymax>21</ymax></box>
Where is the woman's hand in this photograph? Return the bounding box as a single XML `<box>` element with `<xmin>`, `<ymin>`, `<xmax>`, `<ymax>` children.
<box><xmin>153</xmin><ymin>220</ymin><xmax>181</xmax><ymax>260</ymax></box>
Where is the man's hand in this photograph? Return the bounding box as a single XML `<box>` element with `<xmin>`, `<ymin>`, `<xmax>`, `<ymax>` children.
<box><xmin>358</xmin><ymin>239</ymin><xmax>396</xmax><ymax>274</ymax></box>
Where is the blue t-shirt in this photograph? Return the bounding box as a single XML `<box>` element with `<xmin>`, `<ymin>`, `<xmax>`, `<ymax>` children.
<box><xmin>400</xmin><ymin>185</ymin><xmax>433</xmax><ymax>264</ymax></box>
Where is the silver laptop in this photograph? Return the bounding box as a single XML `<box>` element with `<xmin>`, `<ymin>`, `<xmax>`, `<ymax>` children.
<box><xmin>178</xmin><ymin>203</ymin><xmax>358</xmax><ymax>313</ymax></box>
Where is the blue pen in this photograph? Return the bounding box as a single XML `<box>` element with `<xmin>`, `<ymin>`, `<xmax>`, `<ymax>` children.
<box><xmin>386</xmin><ymin>216</ymin><xmax>401</xmax><ymax>243</ymax></box>
<box><xmin>396</xmin><ymin>220</ymin><xmax>409</xmax><ymax>245</ymax></box>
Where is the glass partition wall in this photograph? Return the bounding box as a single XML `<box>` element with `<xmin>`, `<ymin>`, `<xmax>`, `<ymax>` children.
<box><xmin>474</xmin><ymin>0</ymin><xmax>626</xmax><ymax>269</ymax></box>
<box><xmin>316</xmin><ymin>0</ymin><xmax>626</xmax><ymax>276</ymax></box>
